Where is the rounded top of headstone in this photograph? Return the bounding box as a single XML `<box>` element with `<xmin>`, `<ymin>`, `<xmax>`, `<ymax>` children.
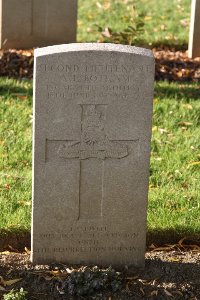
<box><xmin>35</xmin><ymin>43</ymin><xmax>154</xmax><ymax>58</ymax></box>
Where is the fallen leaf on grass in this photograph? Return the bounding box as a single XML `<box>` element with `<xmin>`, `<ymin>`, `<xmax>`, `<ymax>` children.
<box><xmin>0</xmin><ymin>251</ymin><xmax>11</xmax><ymax>255</ymax></box>
<box><xmin>150</xmin><ymin>290</ymin><xmax>158</xmax><ymax>296</ymax></box>
<box><xmin>148</xmin><ymin>243</ymin><xmax>156</xmax><ymax>249</ymax></box>
<box><xmin>167</xmin><ymin>257</ymin><xmax>181</xmax><ymax>262</ymax></box>
<box><xmin>48</xmin><ymin>270</ymin><xmax>61</xmax><ymax>276</ymax></box>
<box><xmin>4</xmin><ymin>183</ymin><xmax>11</xmax><ymax>189</ymax></box>
<box><xmin>138</xmin><ymin>279</ymin><xmax>155</xmax><ymax>285</ymax></box>
<box><xmin>17</xmin><ymin>200</ymin><xmax>31</xmax><ymax>206</ymax></box>
<box><xmin>96</xmin><ymin>2</ymin><xmax>102</xmax><ymax>8</ymax></box>
<box><xmin>125</xmin><ymin>281</ymin><xmax>132</xmax><ymax>294</ymax></box>
<box><xmin>178</xmin><ymin>121</ymin><xmax>193</xmax><ymax>126</ymax></box>
<box><xmin>0</xmin><ymin>276</ymin><xmax>22</xmax><ymax>287</ymax></box>
<box><xmin>102</xmin><ymin>27</ymin><xmax>112</xmax><ymax>38</ymax></box>
<box><xmin>177</xmin><ymin>237</ymin><xmax>200</xmax><ymax>251</ymax></box>
<box><xmin>4</xmin><ymin>278</ymin><xmax>22</xmax><ymax>286</ymax></box>
<box><xmin>152</xmin><ymin>126</ymin><xmax>158</xmax><ymax>131</ymax></box>
<box><xmin>187</xmin><ymin>244</ymin><xmax>200</xmax><ymax>251</ymax></box>
<box><xmin>38</xmin><ymin>269</ymin><xmax>70</xmax><ymax>281</ymax></box>
<box><xmin>187</xmin><ymin>161</ymin><xmax>200</xmax><ymax>167</ymax></box>
<box><xmin>164</xmin><ymin>289</ymin><xmax>174</xmax><ymax>297</ymax></box>
<box><xmin>149</xmin><ymin>184</ymin><xmax>158</xmax><ymax>189</ymax></box>
<box><xmin>126</xmin><ymin>276</ymin><xmax>138</xmax><ymax>280</ymax></box>
<box><xmin>103</xmin><ymin>1</ymin><xmax>111</xmax><ymax>10</ymax></box>
<box><xmin>66</xmin><ymin>268</ymin><xmax>73</xmax><ymax>274</ymax></box>
<box><xmin>178</xmin><ymin>237</ymin><xmax>186</xmax><ymax>246</ymax></box>
<box><xmin>0</xmin><ymin>276</ymin><xmax>5</xmax><ymax>286</ymax></box>
<box><xmin>155</xmin><ymin>157</ymin><xmax>162</xmax><ymax>161</ymax></box>
<box><xmin>57</xmin><ymin>285</ymin><xmax>65</xmax><ymax>295</ymax></box>
<box><xmin>11</xmin><ymin>93</ymin><xmax>28</xmax><ymax>100</ymax></box>
<box><xmin>42</xmin><ymin>275</ymin><xmax>53</xmax><ymax>281</ymax></box>
<box><xmin>172</xmin><ymin>290</ymin><xmax>183</xmax><ymax>296</ymax></box>
<box><xmin>140</xmin><ymin>287</ymin><xmax>145</xmax><ymax>296</ymax></box>
<box><xmin>151</xmin><ymin>245</ymin><xmax>175</xmax><ymax>252</ymax></box>
<box><xmin>182</xmin><ymin>104</ymin><xmax>193</xmax><ymax>110</ymax></box>
<box><xmin>152</xmin><ymin>279</ymin><xmax>158</xmax><ymax>285</ymax></box>
<box><xmin>25</xmin><ymin>247</ymin><xmax>31</xmax><ymax>254</ymax></box>
<box><xmin>177</xmin><ymin>70</ymin><xmax>183</xmax><ymax>78</ymax></box>
<box><xmin>8</xmin><ymin>245</ymin><xmax>19</xmax><ymax>253</ymax></box>
<box><xmin>144</xmin><ymin>16</ymin><xmax>152</xmax><ymax>20</ymax></box>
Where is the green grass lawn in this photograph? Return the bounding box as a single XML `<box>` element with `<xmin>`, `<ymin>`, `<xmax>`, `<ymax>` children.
<box><xmin>78</xmin><ymin>0</ymin><xmax>191</xmax><ymax>48</ymax></box>
<box><xmin>0</xmin><ymin>79</ymin><xmax>32</xmax><ymax>231</ymax></box>
<box><xmin>149</xmin><ymin>82</ymin><xmax>200</xmax><ymax>236</ymax></box>
<box><xmin>0</xmin><ymin>78</ymin><xmax>199</xmax><ymax>237</ymax></box>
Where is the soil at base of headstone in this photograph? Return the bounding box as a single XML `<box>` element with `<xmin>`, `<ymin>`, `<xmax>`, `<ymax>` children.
<box><xmin>0</xmin><ymin>250</ymin><xmax>200</xmax><ymax>300</ymax></box>
<box><xmin>0</xmin><ymin>47</ymin><xmax>200</xmax><ymax>82</ymax></box>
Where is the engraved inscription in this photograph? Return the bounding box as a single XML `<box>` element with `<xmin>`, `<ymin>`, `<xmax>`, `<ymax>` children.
<box><xmin>47</xmin><ymin>84</ymin><xmax>136</xmax><ymax>100</ymax></box>
<box><xmin>34</xmin><ymin>246</ymin><xmax>138</xmax><ymax>254</ymax></box>
<box><xmin>35</xmin><ymin>229</ymin><xmax>139</xmax><ymax>255</ymax></box>
<box><xmin>38</xmin><ymin>231</ymin><xmax>139</xmax><ymax>240</ymax></box>
<box><xmin>41</xmin><ymin>63</ymin><xmax>148</xmax><ymax>101</ymax></box>
<box><xmin>39</xmin><ymin>63</ymin><xmax>148</xmax><ymax>73</ymax></box>
<box><xmin>58</xmin><ymin>105</ymin><xmax>128</xmax><ymax>160</ymax></box>
<box><xmin>39</xmin><ymin>63</ymin><xmax>152</xmax><ymax>103</ymax></box>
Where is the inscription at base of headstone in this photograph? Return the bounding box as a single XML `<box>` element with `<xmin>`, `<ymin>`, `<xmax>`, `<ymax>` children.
<box><xmin>31</xmin><ymin>43</ymin><xmax>155</xmax><ymax>267</ymax></box>
<box><xmin>0</xmin><ymin>0</ymin><xmax>77</xmax><ymax>49</ymax></box>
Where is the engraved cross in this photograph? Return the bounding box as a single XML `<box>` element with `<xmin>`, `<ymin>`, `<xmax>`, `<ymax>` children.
<box><xmin>48</xmin><ymin>104</ymin><xmax>138</xmax><ymax>220</ymax></box>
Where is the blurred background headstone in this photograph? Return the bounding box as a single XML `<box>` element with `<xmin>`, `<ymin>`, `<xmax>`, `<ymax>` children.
<box><xmin>188</xmin><ymin>0</ymin><xmax>200</xmax><ymax>58</ymax></box>
<box><xmin>0</xmin><ymin>0</ymin><xmax>77</xmax><ymax>49</ymax></box>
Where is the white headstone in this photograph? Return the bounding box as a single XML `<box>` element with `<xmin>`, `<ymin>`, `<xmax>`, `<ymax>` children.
<box><xmin>188</xmin><ymin>0</ymin><xmax>200</xmax><ymax>58</ymax></box>
<box><xmin>0</xmin><ymin>0</ymin><xmax>77</xmax><ymax>49</ymax></box>
<box><xmin>31</xmin><ymin>43</ymin><xmax>155</xmax><ymax>268</ymax></box>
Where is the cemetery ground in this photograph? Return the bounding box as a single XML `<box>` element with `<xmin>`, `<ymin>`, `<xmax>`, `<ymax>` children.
<box><xmin>0</xmin><ymin>0</ymin><xmax>200</xmax><ymax>299</ymax></box>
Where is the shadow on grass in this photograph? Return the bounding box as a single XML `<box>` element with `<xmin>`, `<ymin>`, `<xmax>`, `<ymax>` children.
<box><xmin>155</xmin><ymin>82</ymin><xmax>200</xmax><ymax>101</ymax></box>
<box><xmin>97</xmin><ymin>34</ymin><xmax>188</xmax><ymax>51</ymax></box>
<box><xmin>147</xmin><ymin>227</ymin><xmax>200</xmax><ymax>246</ymax></box>
<box><xmin>0</xmin><ymin>79</ymin><xmax>32</xmax><ymax>97</ymax></box>
<box><xmin>138</xmin><ymin>41</ymin><xmax>188</xmax><ymax>51</ymax></box>
<box><xmin>151</xmin><ymin>41</ymin><xmax>188</xmax><ymax>51</ymax></box>
<box><xmin>0</xmin><ymin>229</ymin><xmax>30</xmax><ymax>251</ymax></box>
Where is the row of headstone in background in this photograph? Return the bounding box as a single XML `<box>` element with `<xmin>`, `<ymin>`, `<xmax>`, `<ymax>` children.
<box><xmin>188</xmin><ymin>0</ymin><xmax>200</xmax><ymax>58</ymax></box>
<box><xmin>0</xmin><ymin>0</ymin><xmax>77</xmax><ymax>49</ymax></box>
<box><xmin>31</xmin><ymin>43</ymin><xmax>155</xmax><ymax>268</ymax></box>
<box><xmin>1</xmin><ymin>0</ymin><xmax>200</xmax><ymax>58</ymax></box>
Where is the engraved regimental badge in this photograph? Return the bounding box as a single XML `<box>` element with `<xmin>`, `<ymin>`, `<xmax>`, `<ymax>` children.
<box><xmin>58</xmin><ymin>104</ymin><xmax>129</xmax><ymax>160</ymax></box>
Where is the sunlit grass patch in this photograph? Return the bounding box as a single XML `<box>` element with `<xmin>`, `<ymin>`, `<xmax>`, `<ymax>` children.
<box><xmin>0</xmin><ymin>78</ymin><xmax>199</xmax><ymax>238</ymax></box>
<box><xmin>78</xmin><ymin>0</ymin><xmax>190</xmax><ymax>48</ymax></box>
<box><xmin>0</xmin><ymin>78</ymin><xmax>32</xmax><ymax>230</ymax></box>
<box><xmin>148</xmin><ymin>81</ymin><xmax>200</xmax><ymax>234</ymax></box>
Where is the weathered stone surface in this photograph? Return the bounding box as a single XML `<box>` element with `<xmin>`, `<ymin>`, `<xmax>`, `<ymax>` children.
<box><xmin>0</xmin><ymin>0</ymin><xmax>77</xmax><ymax>49</ymax></box>
<box><xmin>188</xmin><ymin>0</ymin><xmax>200</xmax><ymax>58</ymax></box>
<box><xmin>31</xmin><ymin>43</ymin><xmax>155</xmax><ymax>267</ymax></box>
